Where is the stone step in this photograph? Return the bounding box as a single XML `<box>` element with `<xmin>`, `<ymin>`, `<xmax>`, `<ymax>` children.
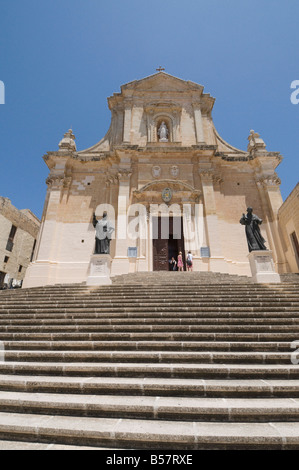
<box><xmin>0</xmin><ymin>412</ymin><xmax>298</xmax><ymax>449</ymax></box>
<box><xmin>0</xmin><ymin>273</ymin><xmax>298</xmax><ymax>449</ymax></box>
<box><xmin>0</xmin><ymin>350</ymin><xmax>296</xmax><ymax>364</ymax></box>
<box><xmin>1</xmin><ymin>340</ymin><xmax>295</xmax><ymax>352</ymax></box>
<box><xmin>0</xmin><ymin>440</ymin><xmax>105</xmax><ymax>450</ymax></box>
<box><xmin>2</xmin><ymin>297</ymin><xmax>298</xmax><ymax>305</ymax></box>
<box><xmin>2</xmin><ymin>307</ymin><xmax>299</xmax><ymax>315</ymax></box>
<box><xmin>2</xmin><ymin>311</ymin><xmax>299</xmax><ymax>320</ymax></box>
<box><xmin>1</xmin><ymin>318</ymin><xmax>299</xmax><ymax>327</ymax></box>
<box><xmin>2</xmin><ymin>284</ymin><xmax>297</xmax><ymax>291</ymax></box>
<box><xmin>0</xmin><ymin>332</ymin><xmax>297</xmax><ymax>341</ymax></box>
<box><xmin>0</xmin><ymin>391</ymin><xmax>299</xmax><ymax>422</ymax></box>
<box><xmin>0</xmin><ymin>375</ymin><xmax>298</xmax><ymax>398</ymax></box>
<box><xmin>1</xmin><ymin>362</ymin><xmax>299</xmax><ymax>379</ymax></box>
<box><xmin>0</xmin><ymin>325</ymin><xmax>298</xmax><ymax>333</ymax></box>
<box><xmin>1</xmin><ymin>285</ymin><xmax>297</xmax><ymax>294</ymax></box>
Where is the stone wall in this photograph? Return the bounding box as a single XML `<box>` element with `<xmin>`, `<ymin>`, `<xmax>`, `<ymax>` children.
<box><xmin>278</xmin><ymin>183</ymin><xmax>299</xmax><ymax>272</ymax></box>
<box><xmin>0</xmin><ymin>197</ymin><xmax>40</xmax><ymax>287</ymax></box>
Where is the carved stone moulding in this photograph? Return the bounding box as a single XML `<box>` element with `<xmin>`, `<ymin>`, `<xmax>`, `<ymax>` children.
<box><xmin>257</xmin><ymin>174</ymin><xmax>281</xmax><ymax>187</ymax></box>
<box><xmin>46</xmin><ymin>174</ymin><xmax>65</xmax><ymax>188</ymax></box>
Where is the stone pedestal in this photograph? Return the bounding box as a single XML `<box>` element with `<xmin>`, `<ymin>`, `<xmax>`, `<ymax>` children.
<box><xmin>248</xmin><ymin>250</ymin><xmax>281</xmax><ymax>283</ymax></box>
<box><xmin>86</xmin><ymin>254</ymin><xmax>112</xmax><ymax>286</ymax></box>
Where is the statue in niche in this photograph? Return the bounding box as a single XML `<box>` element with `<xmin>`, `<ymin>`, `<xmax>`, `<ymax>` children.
<box><xmin>240</xmin><ymin>207</ymin><xmax>267</xmax><ymax>252</ymax></box>
<box><xmin>158</xmin><ymin>121</ymin><xmax>169</xmax><ymax>142</ymax></box>
<box><xmin>93</xmin><ymin>211</ymin><xmax>115</xmax><ymax>254</ymax></box>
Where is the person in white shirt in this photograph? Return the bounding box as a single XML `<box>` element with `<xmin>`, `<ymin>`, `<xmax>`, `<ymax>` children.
<box><xmin>186</xmin><ymin>251</ymin><xmax>193</xmax><ymax>271</ymax></box>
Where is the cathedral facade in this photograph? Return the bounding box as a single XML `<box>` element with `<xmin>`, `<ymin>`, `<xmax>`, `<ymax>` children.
<box><xmin>23</xmin><ymin>72</ymin><xmax>290</xmax><ymax>287</ymax></box>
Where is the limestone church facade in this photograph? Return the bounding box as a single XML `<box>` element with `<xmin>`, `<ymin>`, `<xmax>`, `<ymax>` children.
<box><xmin>23</xmin><ymin>72</ymin><xmax>291</xmax><ymax>287</ymax></box>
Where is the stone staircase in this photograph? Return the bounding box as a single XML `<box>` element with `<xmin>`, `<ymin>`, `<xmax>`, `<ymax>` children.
<box><xmin>0</xmin><ymin>272</ymin><xmax>298</xmax><ymax>449</ymax></box>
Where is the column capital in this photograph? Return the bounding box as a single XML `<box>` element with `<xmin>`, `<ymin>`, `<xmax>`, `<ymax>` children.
<box><xmin>46</xmin><ymin>174</ymin><xmax>64</xmax><ymax>188</ymax></box>
<box><xmin>117</xmin><ymin>169</ymin><xmax>132</xmax><ymax>180</ymax></box>
<box><xmin>198</xmin><ymin>169</ymin><xmax>214</xmax><ymax>181</ymax></box>
<box><xmin>256</xmin><ymin>174</ymin><xmax>281</xmax><ymax>188</ymax></box>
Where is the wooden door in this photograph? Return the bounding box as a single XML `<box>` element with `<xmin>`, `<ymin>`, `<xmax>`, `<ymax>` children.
<box><xmin>152</xmin><ymin>217</ymin><xmax>185</xmax><ymax>271</ymax></box>
<box><xmin>153</xmin><ymin>238</ymin><xmax>169</xmax><ymax>271</ymax></box>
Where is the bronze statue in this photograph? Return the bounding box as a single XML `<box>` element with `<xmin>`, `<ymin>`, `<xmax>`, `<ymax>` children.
<box><xmin>93</xmin><ymin>211</ymin><xmax>114</xmax><ymax>254</ymax></box>
<box><xmin>240</xmin><ymin>207</ymin><xmax>267</xmax><ymax>252</ymax></box>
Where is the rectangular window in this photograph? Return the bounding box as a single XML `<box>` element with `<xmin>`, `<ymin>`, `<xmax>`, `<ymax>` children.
<box><xmin>8</xmin><ymin>225</ymin><xmax>17</xmax><ymax>241</ymax></box>
<box><xmin>30</xmin><ymin>239</ymin><xmax>37</xmax><ymax>262</ymax></box>
<box><xmin>6</xmin><ymin>225</ymin><xmax>17</xmax><ymax>252</ymax></box>
<box><xmin>18</xmin><ymin>265</ymin><xmax>22</xmax><ymax>273</ymax></box>
<box><xmin>4</xmin><ymin>256</ymin><xmax>9</xmax><ymax>264</ymax></box>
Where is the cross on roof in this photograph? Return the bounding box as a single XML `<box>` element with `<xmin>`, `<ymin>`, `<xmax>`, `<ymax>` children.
<box><xmin>156</xmin><ymin>66</ymin><xmax>165</xmax><ymax>72</ymax></box>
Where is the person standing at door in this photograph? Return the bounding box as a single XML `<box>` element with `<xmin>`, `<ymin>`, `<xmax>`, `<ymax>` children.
<box><xmin>186</xmin><ymin>251</ymin><xmax>193</xmax><ymax>271</ymax></box>
<box><xmin>169</xmin><ymin>257</ymin><xmax>177</xmax><ymax>271</ymax></box>
<box><xmin>177</xmin><ymin>252</ymin><xmax>184</xmax><ymax>272</ymax></box>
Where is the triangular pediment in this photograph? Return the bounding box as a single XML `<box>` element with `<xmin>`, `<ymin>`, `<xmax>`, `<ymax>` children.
<box><xmin>122</xmin><ymin>72</ymin><xmax>204</xmax><ymax>93</ymax></box>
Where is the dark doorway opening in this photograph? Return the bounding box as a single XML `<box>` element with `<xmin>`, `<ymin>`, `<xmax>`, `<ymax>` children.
<box><xmin>0</xmin><ymin>272</ymin><xmax>6</xmax><ymax>289</ymax></box>
<box><xmin>153</xmin><ymin>217</ymin><xmax>185</xmax><ymax>271</ymax></box>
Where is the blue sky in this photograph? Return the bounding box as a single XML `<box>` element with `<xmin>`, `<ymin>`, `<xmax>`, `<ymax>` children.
<box><xmin>0</xmin><ymin>0</ymin><xmax>298</xmax><ymax>219</ymax></box>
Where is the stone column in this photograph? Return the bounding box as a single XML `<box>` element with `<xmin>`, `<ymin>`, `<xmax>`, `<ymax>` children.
<box><xmin>194</xmin><ymin>198</ymin><xmax>206</xmax><ymax>256</ymax></box>
<box><xmin>199</xmin><ymin>169</ymin><xmax>226</xmax><ymax>272</ymax></box>
<box><xmin>123</xmin><ymin>102</ymin><xmax>132</xmax><ymax>143</ymax></box>
<box><xmin>111</xmin><ymin>169</ymin><xmax>132</xmax><ymax>276</ymax></box>
<box><xmin>193</xmin><ymin>103</ymin><xmax>205</xmax><ymax>144</ymax></box>
<box><xmin>182</xmin><ymin>203</ymin><xmax>197</xmax><ymax>253</ymax></box>
<box><xmin>256</xmin><ymin>175</ymin><xmax>289</xmax><ymax>273</ymax></box>
<box><xmin>23</xmin><ymin>174</ymin><xmax>65</xmax><ymax>287</ymax></box>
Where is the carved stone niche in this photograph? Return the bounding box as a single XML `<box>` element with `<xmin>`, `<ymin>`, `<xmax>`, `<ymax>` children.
<box><xmin>144</xmin><ymin>102</ymin><xmax>181</xmax><ymax>143</ymax></box>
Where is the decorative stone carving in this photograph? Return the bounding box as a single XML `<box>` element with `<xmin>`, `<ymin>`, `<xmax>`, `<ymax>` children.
<box><xmin>170</xmin><ymin>165</ymin><xmax>179</xmax><ymax>178</ymax></box>
<box><xmin>198</xmin><ymin>169</ymin><xmax>214</xmax><ymax>181</ymax></box>
<box><xmin>257</xmin><ymin>174</ymin><xmax>281</xmax><ymax>187</ymax></box>
<box><xmin>58</xmin><ymin>129</ymin><xmax>76</xmax><ymax>151</ymax></box>
<box><xmin>152</xmin><ymin>166</ymin><xmax>161</xmax><ymax>179</ymax></box>
<box><xmin>247</xmin><ymin>130</ymin><xmax>266</xmax><ymax>154</ymax></box>
<box><xmin>46</xmin><ymin>175</ymin><xmax>64</xmax><ymax>188</ymax></box>
<box><xmin>63</xmin><ymin>177</ymin><xmax>72</xmax><ymax>189</ymax></box>
<box><xmin>162</xmin><ymin>188</ymin><xmax>173</xmax><ymax>203</ymax></box>
<box><xmin>198</xmin><ymin>169</ymin><xmax>222</xmax><ymax>185</ymax></box>
<box><xmin>117</xmin><ymin>169</ymin><xmax>132</xmax><ymax>180</ymax></box>
<box><xmin>212</xmin><ymin>175</ymin><xmax>223</xmax><ymax>185</ymax></box>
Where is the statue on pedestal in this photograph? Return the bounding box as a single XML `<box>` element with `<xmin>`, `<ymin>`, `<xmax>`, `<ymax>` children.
<box><xmin>158</xmin><ymin>122</ymin><xmax>169</xmax><ymax>142</ymax></box>
<box><xmin>93</xmin><ymin>211</ymin><xmax>114</xmax><ymax>255</ymax></box>
<box><xmin>240</xmin><ymin>207</ymin><xmax>267</xmax><ymax>252</ymax></box>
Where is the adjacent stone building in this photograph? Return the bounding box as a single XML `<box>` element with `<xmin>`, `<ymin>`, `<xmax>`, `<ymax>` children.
<box><xmin>0</xmin><ymin>197</ymin><xmax>40</xmax><ymax>288</ymax></box>
<box><xmin>278</xmin><ymin>183</ymin><xmax>299</xmax><ymax>272</ymax></box>
<box><xmin>23</xmin><ymin>72</ymin><xmax>294</xmax><ymax>287</ymax></box>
